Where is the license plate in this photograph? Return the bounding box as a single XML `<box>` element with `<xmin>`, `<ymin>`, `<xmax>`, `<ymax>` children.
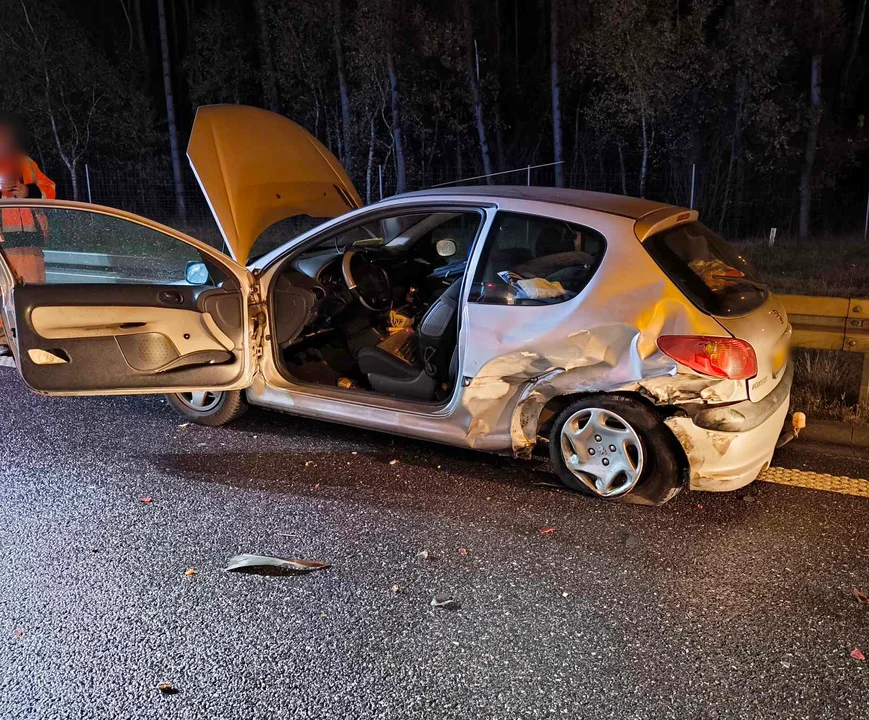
<box><xmin>772</xmin><ymin>343</ymin><xmax>789</xmax><ymax>375</ymax></box>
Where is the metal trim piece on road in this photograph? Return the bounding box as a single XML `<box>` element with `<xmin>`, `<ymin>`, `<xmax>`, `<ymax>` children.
<box><xmin>759</xmin><ymin>466</ymin><xmax>869</xmax><ymax>498</ymax></box>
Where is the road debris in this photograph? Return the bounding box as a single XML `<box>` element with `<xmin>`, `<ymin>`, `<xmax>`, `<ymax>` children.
<box><xmin>12</xmin><ymin>630</ymin><xmax>23</xmax><ymax>638</ymax></box>
<box><xmin>224</xmin><ymin>554</ymin><xmax>330</xmax><ymax>575</ymax></box>
<box><xmin>139</xmin><ymin>497</ymin><xmax>152</xmax><ymax>504</ymax></box>
<box><xmin>853</xmin><ymin>587</ymin><xmax>869</xmax><ymax>606</ymax></box>
<box><xmin>157</xmin><ymin>682</ymin><xmax>178</xmax><ymax>695</ymax></box>
<box><xmin>430</xmin><ymin>594</ymin><xmax>461</xmax><ymax>610</ymax></box>
<box><xmin>305</xmin><ymin>461</ymin><xmax>315</xmax><ymax>467</ymax></box>
<box><xmin>850</xmin><ymin>648</ymin><xmax>865</xmax><ymax>661</ymax></box>
<box><xmin>415</xmin><ymin>550</ymin><xmax>430</xmax><ymax>563</ymax></box>
<box><xmin>457</xmin><ymin>547</ymin><xmax>469</xmax><ymax>556</ymax></box>
<box><xmin>176</xmin><ymin>423</ymin><xmax>190</xmax><ymax>429</ymax></box>
<box><xmin>184</xmin><ymin>568</ymin><xmax>197</xmax><ymax>577</ymax></box>
<box><xmin>389</xmin><ymin>459</ymin><xmax>399</xmax><ymax>465</ymax></box>
<box><xmin>538</xmin><ymin>527</ymin><xmax>555</xmax><ymax>535</ymax></box>
<box><xmin>390</xmin><ymin>584</ymin><xmax>401</xmax><ymax>594</ymax></box>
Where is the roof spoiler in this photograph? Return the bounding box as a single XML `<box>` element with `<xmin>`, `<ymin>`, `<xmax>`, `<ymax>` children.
<box><xmin>634</xmin><ymin>208</ymin><xmax>698</xmax><ymax>242</ymax></box>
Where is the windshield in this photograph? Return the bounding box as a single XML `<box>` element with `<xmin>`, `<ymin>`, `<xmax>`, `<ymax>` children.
<box><xmin>644</xmin><ymin>221</ymin><xmax>768</xmax><ymax>317</ymax></box>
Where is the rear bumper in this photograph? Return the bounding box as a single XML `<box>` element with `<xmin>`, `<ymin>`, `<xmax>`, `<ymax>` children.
<box><xmin>665</xmin><ymin>364</ymin><xmax>792</xmax><ymax>492</ymax></box>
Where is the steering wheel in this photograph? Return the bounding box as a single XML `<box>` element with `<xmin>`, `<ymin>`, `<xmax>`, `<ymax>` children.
<box><xmin>342</xmin><ymin>250</ymin><xmax>392</xmax><ymax>312</ymax></box>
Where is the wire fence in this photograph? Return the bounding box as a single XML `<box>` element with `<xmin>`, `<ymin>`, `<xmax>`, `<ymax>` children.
<box><xmin>41</xmin><ymin>155</ymin><xmax>869</xmax><ymax>245</ymax></box>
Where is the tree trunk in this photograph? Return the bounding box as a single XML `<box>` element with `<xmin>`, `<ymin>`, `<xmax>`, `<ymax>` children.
<box><xmin>366</xmin><ymin>115</ymin><xmax>376</xmax><ymax>204</ymax></box>
<box><xmin>132</xmin><ymin>0</ymin><xmax>149</xmax><ymax>91</ymax></box>
<box><xmin>331</xmin><ymin>0</ymin><xmax>353</xmax><ymax>176</ymax></box>
<box><xmin>386</xmin><ymin>51</ymin><xmax>406</xmax><ymax>194</ymax></box>
<box><xmin>639</xmin><ymin>111</ymin><xmax>649</xmax><ymax>198</ymax></box>
<box><xmin>838</xmin><ymin>0</ymin><xmax>867</xmax><ymax>112</ymax></box>
<box><xmin>799</xmin><ymin>54</ymin><xmax>823</xmax><ymax>239</ymax></box>
<box><xmin>254</xmin><ymin>0</ymin><xmax>280</xmax><ymax>113</ymax></box>
<box><xmin>549</xmin><ymin>0</ymin><xmax>564</xmax><ymax>187</ymax></box>
<box><xmin>617</xmin><ymin>141</ymin><xmax>627</xmax><ymax>195</ymax></box>
<box><xmin>493</xmin><ymin>0</ymin><xmax>507</xmax><ymax>172</ymax></box>
<box><xmin>157</xmin><ymin>0</ymin><xmax>186</xmax><ymax>220</ymax></box>
<box><xmin>718</xmin><ymin>77</ymin><xmax>746</xmax><ymax>230</ymax></box>
<box><xmin>462</xmin><ymin>0</ymin><xmax>494</xmax><ymax>183</ymax></box>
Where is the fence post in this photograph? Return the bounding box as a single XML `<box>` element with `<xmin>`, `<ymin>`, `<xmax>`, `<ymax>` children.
<box><xmin>378</xmin><ymin>165</ymin><xmax>383</xmax><ymax>201</ymax></box>
<box><xmin>526</xmin><ymin>165</ymin><xmax>531</xmax><ymax>186</ymax></box>
<box><xmin>689</xmin><ymin>164</ymin><xmax>696</xmax><ymax>209</ymax></box>
<box><xmin>85</xmin><ymin>164</ymin><xmax>93</xmax><ymax>204</ymax></box>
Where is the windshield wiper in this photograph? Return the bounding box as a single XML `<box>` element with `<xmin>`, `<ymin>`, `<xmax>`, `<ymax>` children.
<box><xmin>711</xmin><ymin>274</ymin><xmax>768</xmax><ymax>291</ymax></box>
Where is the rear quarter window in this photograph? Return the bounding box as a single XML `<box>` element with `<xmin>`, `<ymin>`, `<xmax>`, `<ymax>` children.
<box><xmin>644</xmin><ymin>221</ymin><xmax>768</xmax><ymax>317</ymax></box>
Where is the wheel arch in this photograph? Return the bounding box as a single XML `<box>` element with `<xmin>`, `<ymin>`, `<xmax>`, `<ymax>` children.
<box><xmin>514</xmin><ymin>384</ymin><xmax>690</xmax><ymax>489</ymax></box>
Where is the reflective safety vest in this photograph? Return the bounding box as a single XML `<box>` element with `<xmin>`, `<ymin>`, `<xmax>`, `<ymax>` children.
<box><xmin>0</xmin><ymin>156</ymin><xmax>56</xmax><ymax>237</ymax></box>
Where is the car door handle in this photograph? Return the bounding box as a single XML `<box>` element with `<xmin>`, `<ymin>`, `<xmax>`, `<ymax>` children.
<box><xmin>158</xmin><ymin>290</ymin><xmax>184</xmax><ymax>306</ymax></box>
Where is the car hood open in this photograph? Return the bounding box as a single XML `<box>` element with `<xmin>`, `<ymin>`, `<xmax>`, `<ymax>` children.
<box><xmin>188</xmin><ymin>105</ymin><xmax>362</xmax><ymax>264</ymax></box>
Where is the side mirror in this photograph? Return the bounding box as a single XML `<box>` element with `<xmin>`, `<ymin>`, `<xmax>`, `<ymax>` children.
<box><xmin>436</xmin><ymin>239</ymin><xmax>458</xmax><ymax>258</ymax></box>
<box><xmin>185</xmin><ymin>261</ymin><xmax>210</xmax><ymax>286</ymax></box>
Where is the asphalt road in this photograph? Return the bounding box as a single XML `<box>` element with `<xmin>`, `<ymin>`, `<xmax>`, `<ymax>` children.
<box><xmin>1</xmin><ymin>368</ymin><xmax>868</xmax><ymax>720</ymax></box>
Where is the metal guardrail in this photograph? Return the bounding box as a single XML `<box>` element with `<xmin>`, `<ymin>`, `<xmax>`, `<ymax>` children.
<box><xmin>780</xmin><ymin>294</ymin><xmax>869</xmax><ymax>410</ymax></box>
<box><xmin>43</xmin><ymin>250</ymin><xmax>181</xmax><ymax>284</ymax></box>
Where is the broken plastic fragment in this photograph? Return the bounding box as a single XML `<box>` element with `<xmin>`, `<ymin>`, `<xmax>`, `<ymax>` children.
<box><xmin>305</xmin><ymin>461</ymin><xmax>315</xmax><ymax>467</ymax></box>
<box><xmin>853</xmin><ymin>587</ymin><xmax>869</xmax><ymax>606</ymax></box>
<box><xmin>184</xmin><ymin>568</ymin><xmax>197</xmax><ymax>577</ymax></box>
<box><xmin>12</xmin><ymin>630</ymin><xmax>23</xmax><ymax>638</ymax></box>
<box><xmin>457</xmin><ymin>547</ymin><xmax>469</xmax><ymax>556</ymax></box>
<box><xmin>390</xmin><ymin>584</ymin><xmax>401</xmax><ymax>594</ymax></box>
<box><xmin>850</xmin><ymin>648</ymin><xmax>865</xmax><ymax>661</ymax></box>
<box><xmin>157</xmin><ymin>682</ymin><xmax>178</xmax><ymax>695</ymax></box>
<box><xmin>538</xmin><ymin>527</ymin><xmax>555</xmax><ymax>535</ymax></box>
<box><xmin>224</xmin><ymin>554</ymin><xmax>330</xmax><ymax>574</ymax></box>
<box><xmin>430</xmin><ymin>594</ymin><xmax>461</xmax><ymax>610</ymax></box>
<box><xmin>389</xmin><ymin>459</ymin><xmax>399</xmax><ymax>466</ymax></box>
<box><xmin>139</xmin><ymin>497</ymin><xmax>152</xmax><ymax>504</ymax></box>
<box><xmin>415</xmin><ymin>550</ymin><xmax>430</xmax><ymax>563</ymax></box>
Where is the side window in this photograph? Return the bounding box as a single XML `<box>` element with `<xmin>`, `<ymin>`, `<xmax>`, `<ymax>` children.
<box><xmin>469</xmin><ymin>212</ymin><xmax>606</xmax><ymax>306</ymax></box>
<box><xmin>0</xmin><ymin>206</ymin><xmax>230</xmax><ymax>287</ymax></box>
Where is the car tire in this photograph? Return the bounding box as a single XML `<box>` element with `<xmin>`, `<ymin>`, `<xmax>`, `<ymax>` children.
<box><xmin>165</xmin><ymin>390</ymin><xmax>248</xmax><ymax>427</ymax></box>
<box><xmin>548</xmin><ymin>394</ymin><xmax>685</xmax><ymax>506</ymax></box>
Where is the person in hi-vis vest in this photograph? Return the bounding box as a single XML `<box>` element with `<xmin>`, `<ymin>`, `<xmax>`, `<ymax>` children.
<box><xmin>0</xmin><ymin>115</ymin><xmax>56</xmax><ymax>284</ymax></box>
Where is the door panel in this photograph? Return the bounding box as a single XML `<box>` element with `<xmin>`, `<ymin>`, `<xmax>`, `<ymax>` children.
<box><xmin>0</xmin><ymin>201</ymin><xmax>255</xmax><ymax>396</ymax></box>
<box><xmin>11</xmin><ymin>283</ymin><xmax>247</xmax><ymax>393</ymax></box>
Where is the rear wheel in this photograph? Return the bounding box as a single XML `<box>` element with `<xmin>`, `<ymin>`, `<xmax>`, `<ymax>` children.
<box><xmin>165</xmin><ymin>390</ymin><xmax>248</xmax><ymax>427</ymax></box>
<box><xmin>549</xmin><ymin>394</ymin><xmax>684</xmax><ymax>505</ymax></box>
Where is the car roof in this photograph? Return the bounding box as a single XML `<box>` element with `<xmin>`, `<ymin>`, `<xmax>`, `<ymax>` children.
<box><xmin>392</xmin><ymin>186</ymin><xmax>681</xmax><ymax>220</ymax></box>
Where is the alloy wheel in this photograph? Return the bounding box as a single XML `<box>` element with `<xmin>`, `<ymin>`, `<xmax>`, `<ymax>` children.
<box><xmin>175</xmin><ymin>391</ymin><xmax>223</xmax><ymax>413</ymax></box>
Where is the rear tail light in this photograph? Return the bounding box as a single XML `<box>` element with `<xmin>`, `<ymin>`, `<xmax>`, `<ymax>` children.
<box><xmin>657</xmin><ymin>335</ymin><xmax>757</xmax><ymax>380</ymax></box>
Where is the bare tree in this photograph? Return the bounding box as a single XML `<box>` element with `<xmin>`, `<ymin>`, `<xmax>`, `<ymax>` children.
<box><xmin>798</xmin><ymin>54</ymin><xmax>822</xmax><ymax>238</ymax></box>
<box><xmin>838</xmin><ymin>0</ymin><xmax>867</xmax><ymax>111</ymax></box>
<box><xmin>549</xmin><ymin>0</ymin><xmax>564</xmax><ymax>187</ymax></box>
<box><xmin>17</xmin><ymin>0</ymin><xmax>100</xmax><ymax>200</ymax></box>
<box><xmin>462</xmin><ymin>0</ymin><xmax>493</xmax><ymax>182</ymax></box>
<box><xmin>254</xmin><ymin>0</ymin><xmax>280</xmax><ymax>113</ymax></box>
<box><xmin>332</xmin><ymin>0</ymin><xmax>353</xmax><ymax>175</ymax></box>
<box><xmin>386</xmin><ymin>49</ymin><xmax>407</xmax><ymax>193</ymax></box>
<box><xmin>157</xmin><ymin>0</ymin><xmax>186</xmax><ymax>220</ymax></box>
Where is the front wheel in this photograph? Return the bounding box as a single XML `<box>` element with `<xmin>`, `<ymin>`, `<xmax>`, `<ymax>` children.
<box><xmin>549</xmin><ymin>394</ymin><xmax>685</xmax><ymax>505</ymax></box>
<box><xmin>165</xmin><ymin>390</ymin><xmax>248</xmax><ymax>427</ymax></box>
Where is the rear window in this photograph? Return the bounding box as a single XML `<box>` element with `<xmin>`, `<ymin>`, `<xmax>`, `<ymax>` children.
<box><xmin>644</xmin><ymin>222</ymin><xmax>768</xmax><ymax>317</ymax></box>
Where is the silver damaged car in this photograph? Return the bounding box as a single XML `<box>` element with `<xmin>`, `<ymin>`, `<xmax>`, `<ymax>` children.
<box><xmin>0</xmin><ymin>106</ymin><xmax>793</xmax><ymax>505</ymax></box>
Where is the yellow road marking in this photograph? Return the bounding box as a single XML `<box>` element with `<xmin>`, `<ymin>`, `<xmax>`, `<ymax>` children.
<box><xmin>760</xmin><ymin>466</ymin><xmax>869</xmax><ymax>498</ymax></box>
